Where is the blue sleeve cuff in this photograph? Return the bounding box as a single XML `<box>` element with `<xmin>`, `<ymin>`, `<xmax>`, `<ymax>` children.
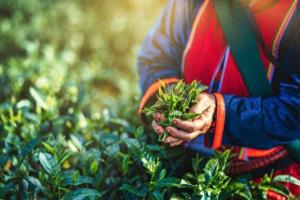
<box><xmin>222</xmin><ymin>95</ymin><xmax>279</xmax><ymax>149</ymax></box>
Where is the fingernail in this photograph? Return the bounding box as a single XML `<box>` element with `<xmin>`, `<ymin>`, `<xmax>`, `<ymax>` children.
<box><xmin>166</xmin><ymin>127</ymin><xmax>172</xmax><ymax>133</ymax></box>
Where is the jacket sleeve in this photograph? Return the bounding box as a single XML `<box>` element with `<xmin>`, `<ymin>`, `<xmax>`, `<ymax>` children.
<box><xmin>216</xmin><ymin>11</ymin><xmax>300</xmax><ymax>149</ymax></box>
<box><xmin>137</xmin><ymin>0</ymin><xmax>201</xmax><ymax>99</ymax></box>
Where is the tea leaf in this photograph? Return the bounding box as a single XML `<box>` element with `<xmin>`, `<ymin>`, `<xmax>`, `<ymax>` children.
<box><xmin>156</xmin><ymin>177</ymin><xmax>186</xmax><ymax>188</ymax></box>
<box><xmin>63</xmin><ymin>188</ymin><xmax>103</xmax><ymax>200</ymax></box>
<box><xmin>90</xmin><ymin>160</ymin><xmax>99</xmax><ymax>174</ymax></box>
<box><xmin>62</xmin><ymin>174</ymin><xmax>95</xmax><ymax>187</ymax></box>
<box><xmin>182</xmin><ymin>113</ymin><xmax>200</xmax><ymax>120</ymax></box>
<box><xmin>121</xmin><ymin>184</ymin><xmax>147</xmax><ymax>197</ymax></box>
<box><xmin>158</xmin><ymin>169</ymin><xmax>167</xmax><ymax>180</ymax></box>
<box><xmin>134</xmin><ymin>126</ymin><xmax>144</xmax><ymax>139</ymax></box>
<box><xmin>273</xmin><ymin>175</ymin><xmax>300</xmax><ymax>186</ymax></box>
<box><xmin>26</xmin><ymin>176</ymin><xmax>44</xmax><ymax>191</ymax></box>
<box><xmin>72</xmin><ymin>170</ymin><xmax>79</xmax><ymax>184</ymax></box>
<box><xmin>20</xmin><ymin>138</ymin><xmax>40</xmax><ymax>159</ymax></box>
<box><xmin>41</xmin><ymin>142</ymin><xmax>55</xmax><ymax>155</ymax></box>
<box><xmin>39</xmin><ymin>152</ymin><xmax>59</xmax><ymax>176</ymax></box>
<box><xmin>158</xmin><ymin>131</ymin><xmax>169</xmax><ymax>142</ymax></box>
<box><xmin>0</xmin><ymin>155</ymin><xmax>9</xmax><ymax>167</ymax></box>
<box><xmin>204</xmin><ymin>159</ymin><xmax>219</xmax><ymax>183</ymax></box>
<box><xmin>29</xmin><ymin>87</ymin><xmax>47</xmax><ymax>110</ymax></box>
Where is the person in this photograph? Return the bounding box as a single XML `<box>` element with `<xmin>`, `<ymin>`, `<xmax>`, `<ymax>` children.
<box><xmin>137</xmin><ymin>0</ymin><xmax>300</xmax><ymax>196</ymax></box>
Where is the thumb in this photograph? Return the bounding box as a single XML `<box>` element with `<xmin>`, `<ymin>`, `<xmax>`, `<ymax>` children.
<box><xmin>189</xmin><ymin>93</ymin><xmax>212</xmax><ymax>114</ymax></box>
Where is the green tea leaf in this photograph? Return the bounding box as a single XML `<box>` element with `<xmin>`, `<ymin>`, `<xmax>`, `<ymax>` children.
<box><xmin>90</xmin><ymin>160</ymin><xmax>99</xmax><ymax>174</ymax></box>
<box><xmin>41</xmin><ymin>142</ymin><xmax>55</xmax><ymax>155</ymax></box>
<box><xmin>20</xmin><ymin>138</ymin><xmax>40</xmax><ymax>158</ymax></box>
<box><xmin>169</xmin><ymin>110</ymin><xmax>182</xmax><ymax>117</ymax></box>
<box><xmin>29</xmin><ymin>87</ymin><xmax>47</xmax><ymax>109</ymax></box>
<box><xmin>39</xmin><ymin>152</ymin><xmax>59</xmax><ymax>175</ymax></box>
<box><xmin>273</xmin><ymin>175</ymin><xmax>300</xmax><ymax>186</ymax></box>
<box><xmin>156</xmin><ymin>177</ymin><xmax>186</xmax><ymax>188</ymax></box>
<box><xmin>159</xmin><ymin>169</ymin><xmax>167</xmax><ymax>180</ymax></box>
<box><xmin>63</xmin><ymin>188</ymin><xmax>103</xmax><ymax>200</ymax></box>
<box><xmin>182</xmin><ymin>113</ymin><xmax>200</xmax><ymax>120</ymax></box>
<box><xmin>26</xmin><ymin>176</ymin><xmax>44</xmax><ymax>191</ymax></box>
<box><xmin>62</xmin><ymin>174</ymin><xmax>95</xmax><ymax>187</ymax></box>
<box><xmin>159</xmin><ymin>120</ymin><xmax>172</xmax><ymax>127</ymax></box>
<box><xmin>158</xmin><ymin>131</ymin><xmax>168</xmax><ymax>142</ymax></box>
<box><xmin>260</xmin><ymin>183</ymin><xmax>290</xmax><ymax>197</ymax></box>
<box><xmin>72</xmin><ymin>170</ymin><xmax>79</xmax><ymax>184</ymax></box>
<box><xmin>120</xmin><ymin>184</ymin><xmax>147</xmax><ymax>197</ymax></box>
<box><xmin>0</xmin><ymin>155</ymin><xmax>9</xmax><ymax>167</ymax></box>
<box><xmin>204</xmin><ymin>158</ymin><xmax>219</xmax><ymax>183</ymax></box>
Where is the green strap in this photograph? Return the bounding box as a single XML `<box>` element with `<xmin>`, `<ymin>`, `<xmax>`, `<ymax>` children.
<box><xmin>287</xmin><ymin>140</ymin><xmax>300</xmax><ymax>162</ymax></box>
<box><xmin>214</xmin><ymin>0</ymin><xmax>273</xmax><ymax>97</ymax></box>
<box><xmin>214</xmin><ymin>0</ymin><xmax>300</xmax><ymax>162</ymax></box>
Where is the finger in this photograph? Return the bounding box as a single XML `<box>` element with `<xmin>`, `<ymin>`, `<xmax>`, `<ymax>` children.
<box><xmin>152</xmin><ymin>113</ymin><xmax>166</xmax><ymax>122</ymax></box>
<box><xmin>162</xmin><ymin>136</ymin><xmax>181</xmax><ymax>144</ymax></box>
<box><xmin>192</xmin><ymin>115</ymin><xmax>213</xmax><ymax>132</ymax></box>
<box><xmin>166</xmin><ymin>126</ymin><xmax>204</xmax><ymax>141</ymax></box>
<box><xmin>201</xmin><ymin>123</ymin><xmax>211</xmax><ymax>133</ymax></box>
<box><xmin>173</xmin><ymin>118</ymin><xmax>205</xmax><ymax>132</ymax></box>
<box><xmin>151</xmin><ymin>120</ymin><xmax>164</xmax><ymax>135</ymax></box>
<box><xmin>170</xmin><ymin>140</ymin><xmax>184</xmax><ymax>147</ymax></box>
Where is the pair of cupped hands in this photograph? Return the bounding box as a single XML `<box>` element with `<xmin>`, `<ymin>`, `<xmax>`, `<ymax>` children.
<box><xmin>151</xmin><ymin>93</ymin><xmax>217</xmax><ymax>147</ymax></box>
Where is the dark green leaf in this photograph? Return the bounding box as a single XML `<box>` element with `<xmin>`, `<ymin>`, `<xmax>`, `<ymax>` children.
<box><xmin>158</xmin><ymin>169</ymin><xmax>166</xmax><ymax>180</ymax></box>
<box><xmin>21</xmin><ymin>138</ymin><xmax>40</xmax><ymax>158</ymax></box>
<box><xmin>62</xmin><ymin>175</ymin><xmax>95</xmax><ymax>187</ymax></box>
<box><xmin>0</xmin><ymin>155</ymin><xmax>9</xmax><ymax>167</ymax></box>
<box><xmin>63</xmin><ymin>188</ymin><xmax>103</xmax><ymax>200</ymax></box>
<box><xmin>26</xmin><ymin>176</ymin><xmax>44</xmax><ymax>191</ymax></box>
<box><xmin>204</xmin><ymin>159</ymin><xmax>219</xmax><ymax>183</ymax></box>
<box><xmin>158</xmin><ymin>131</ymin><xmax>168</xmax><ymax>142</ymax></box>
<box><xmin>121</xmin><ymin>184</ymin><xmax>147</xmax><ymax>197</ymax></box>
<box><xmin>156</xmin><ymin>177</ymin><xmax>188</xmax><ymax>188</ymax></box>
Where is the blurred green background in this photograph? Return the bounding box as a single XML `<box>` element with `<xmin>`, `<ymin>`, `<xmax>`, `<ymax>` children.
<box><xmin>0</xmin><ymin>0</ymin><xmax>166</xmax><ymax>113</ymax></box>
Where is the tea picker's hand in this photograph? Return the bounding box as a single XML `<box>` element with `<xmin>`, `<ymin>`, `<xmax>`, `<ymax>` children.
<box><xmin>151</xmin><ymin>113</ymin><xmax>185</xmax><ymax>147</ymax></box>
<box><xmin>165</xmin><ymin>93</ymin><xmax>216</xmax><ymax>145</ymax></box>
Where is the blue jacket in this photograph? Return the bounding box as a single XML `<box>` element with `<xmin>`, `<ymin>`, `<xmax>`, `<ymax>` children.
<box><xmin>137</xmin><ymin>0</ymin><xmax>300</xmax><ymax>149</ymax></box>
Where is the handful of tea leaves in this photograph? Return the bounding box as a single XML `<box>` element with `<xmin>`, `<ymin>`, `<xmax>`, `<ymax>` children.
<box><xmin>143</xmin><ymin>80</ymin><xmax>208</xmax><ymax>141</ymax></box>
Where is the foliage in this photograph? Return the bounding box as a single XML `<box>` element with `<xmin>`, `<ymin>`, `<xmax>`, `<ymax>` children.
<box><xmin>143</xmin><ymin>80</ymin><xmax>207</xmax><ymax>141</ymax></box>
<box><xmin>0</xmin><ymin>0</ymin><xmax>299</xmax><ymax>199</ymax></box>
<box><xmin>0</xmin><ymin>0</ymin><xmax>166</xmax><ymax>112</ymax></box>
